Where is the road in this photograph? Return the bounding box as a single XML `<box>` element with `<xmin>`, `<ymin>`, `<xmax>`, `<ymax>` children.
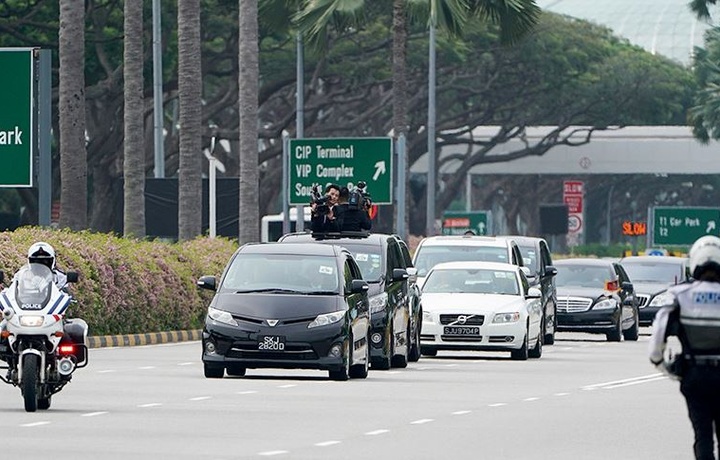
<box><xmin>0</xmin><ymin>329</ymin><xmax>693</xmax><ymax>460</ymax></box>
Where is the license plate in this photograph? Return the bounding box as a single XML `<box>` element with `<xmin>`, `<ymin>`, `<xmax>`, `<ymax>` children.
<box><xmin>258</xmin><ymin>335</ymin><xmax>286</xmax><ymax>351</ymax></box>
<box><xmin>443</xmin><ymin>326</ymin><xmax>481</xmax><ymax>336</ymax></box>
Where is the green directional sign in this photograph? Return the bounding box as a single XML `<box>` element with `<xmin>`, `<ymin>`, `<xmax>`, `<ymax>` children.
<box><xmin>652</xmin><ymin>206</ymin><xmax>720</xmax><ymax>246</ymax></box>
<box><xmin>288</xmin><ymin>137</ymin><xmax>393</xmax><ymax>205</ymax></box>
<box><xmin>441</xmin><ymin>211</ymin><xmax>491</xmax><ymax>236</ymax></box>
<box><xmin>0</xmin><ymin>48</ymin><xmax>34</xmax><ymax>187</ymax></box>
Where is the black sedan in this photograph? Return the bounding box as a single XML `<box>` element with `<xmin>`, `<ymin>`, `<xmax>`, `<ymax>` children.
<box><xmin>554</xmin><ymin>258</ymin><xmax>639</xmax><ymax>341</ymax></box>
<box><xmin>198</xmin><ymin>242</ymin><xmax>371</xmax><ymax>381</ymax></box>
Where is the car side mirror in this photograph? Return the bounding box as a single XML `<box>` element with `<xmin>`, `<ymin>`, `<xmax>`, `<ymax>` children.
<box><xmin>544</xmin><ymin>265</ymin><xmax>557</xmax><ymax>277</ymax></box>
<box><xmin>350</xmin><ymin>279</ymin><xmax>369</xmax><ymax>294</ymax></box>
<box><xmin>66</xmin><ymin>271</ymin><xmax>79</xmax><ymax>283</ymax></box>
<box><xmin>526</xmin><ymin>287</ymin><xmax>542</xmax><ymax>298</ymax></box>
<box><xmin>197</xmin><ymin>275</ymin><xmax>217</xmax><ymax>291</ymax></box>
<box><xmin>621</xmin><ymin>281</ymin><xmax>633</xmax><ymax>292</ymax></box>
<box><xmin>406</xmin><ymin>266</ymin><xmax>418</xmax><ymax>283</ymax></box>
<box><xmin>392</xmin><ymin>268</ymin><xmax>409</xmax><ymax>282</ymax></box>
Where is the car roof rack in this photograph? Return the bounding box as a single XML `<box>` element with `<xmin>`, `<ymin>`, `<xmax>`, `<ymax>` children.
<box><xmin>311</xmin><ymin>230</ymin><xmax>371</xmax><ymax>240</ymax></box>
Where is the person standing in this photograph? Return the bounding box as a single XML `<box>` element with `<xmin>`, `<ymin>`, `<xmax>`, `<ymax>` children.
<box><xmin>649</xmin><ymin>235</ymin><xmax>720</xmax><ymax>460</ymax></box>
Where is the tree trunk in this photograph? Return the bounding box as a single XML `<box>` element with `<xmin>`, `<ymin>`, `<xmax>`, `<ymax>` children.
<box><xmin>123</xmin><ymin>0</ymin><xmax>146</xmax><ymax>238</ymax></box>
<box><xmin>238</xmin><ymin>0</ymin><xmax>260</xmax><ymax>244</ymax></box>
<box><xmin>177</xmin><ymin>0</ymin><xmax>202</xmax><ymax>241</ymax></box>
<box><xmin>58</xmin><ymin>0</ymin><xmax>87</xmax><ymax>230</ymax></box>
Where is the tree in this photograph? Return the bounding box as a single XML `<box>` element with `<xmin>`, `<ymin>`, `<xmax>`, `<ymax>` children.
<box><xmin>238</xmin><ymin>0</ymin><xmax>260</xmax><ymax>244</ymax></box>
<box><xmin>123</xmin><ymin>0</ymin><xmax>146</xmax><ymax>238</ymax></box>
<box><xmin>177</xmin><ymin>0</ymin><xmax>203</xmax><ymax>241</ymax></box>
<box><xmin>58</xmin><ymin>0</ymin><xmax>87</xmax><ymax>230</ymax></box>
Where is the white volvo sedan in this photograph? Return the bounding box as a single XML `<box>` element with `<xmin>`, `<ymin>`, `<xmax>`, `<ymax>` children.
<box><xmin>419</xmin><ymin>261</ymin><xmax>543</xmax><ymax>360</ymax></box>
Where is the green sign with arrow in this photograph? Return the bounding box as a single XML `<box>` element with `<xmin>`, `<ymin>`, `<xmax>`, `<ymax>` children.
<box><xmin>652</xmin><ymin>206</ymin><xmax>720</xmax><ymax>246</ymax></box>
<box><xmin>288</xmin><ymin>137</ymin><xmax>393</xmax><ymax>205</ymax></box>
<box><xmin>441</xmin><ymin>211</ymin><xmax>491</xmax><ymax>236</ymax></box>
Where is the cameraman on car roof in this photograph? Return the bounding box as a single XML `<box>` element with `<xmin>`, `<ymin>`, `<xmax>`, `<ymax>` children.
<box><xmin>334</xmin><ymin>185</ymin><xmax>372</xmax><ymax>232</ymax></box>
<box><xmin>310</xmin><ymin>183</ymin><xmax>341</xmax><ymax>233</ymax></box>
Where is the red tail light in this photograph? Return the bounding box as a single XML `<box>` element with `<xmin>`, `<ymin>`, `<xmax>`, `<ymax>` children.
<box><xmin>604</xmin><ymin>280</ymin><xmax>619</xmax><ymax>291</ymax></box>
<box><xmin>58</xmin><ymin>344</ymin><xmax>75</xmax><ymax>355</ymax></box>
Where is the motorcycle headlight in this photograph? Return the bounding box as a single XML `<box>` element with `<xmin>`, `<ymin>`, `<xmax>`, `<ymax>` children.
<box><xmin>593</xmin><ymin>298</ymin><xmax>617</xmax><ymax>310</ymax></box>
<box><xmin>19</xmin><ymin>315</ymin><xmax>44</xmax><ymax>327</ymax></box>
<box><xmin>369</xmin><ymin>292</ymin><xmax>388</xmax><ymax>314</ymax></box>
<box><xmin>649</xmin><ymin>291</ymin><xmax>674</xmax><ymax>307</ymax></box>
<box><xmin>493</xmin><ymin>312</ymin><xmax>520</xmax><ymax>323</ymax></box>
<box><xmin>207</xmin><ymin>306</ymin><xmax>238</xmax><ymax>326</ymax></box>
<box><xmin>308</xmin><ymin>311</ymin><xmax>345</xmax><ymax>329</ymax></box>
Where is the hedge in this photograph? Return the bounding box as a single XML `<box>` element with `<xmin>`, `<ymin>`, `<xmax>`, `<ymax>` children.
<box><xmin>0</xmin><ymin>227</ymin><xmax>238</xmax><ymax>336</ymax></box>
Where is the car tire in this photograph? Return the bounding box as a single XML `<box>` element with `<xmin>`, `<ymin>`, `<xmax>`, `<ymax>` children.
<box><xmin>623</xmin><ymin>310</ymin><xmax>640</xmax><ymax>341</ymax></box>
<box><xmin>329</xmin><ymin>338</ymin><xmax>351</xmax><ymax>381</ymax></box>
<box><xmin>226</xmin><ymin>365</ymin><xmax>246</xmax><ymax>377</ymax></box>
<box><xmin>350</xmin><ymin>332</ymin><xmax>370</xmax><ymax>379</ymax></box>
<box><xmin>421</xmin><ymin>347</ymin><xmax>437</xmax><ymax>357</ymax></box>
<box><xmin>204</xmin><ymin>363</ymin><xmax>224</xmax><ymax>379</ymax></box>
<box><xmin>38</xmin><ymin>395</ymin><xmax>51</xmax><ymax>410</ymax></box>
<box><xmin>606</xmin><ymin>316</ymin><xmax>623</xmax><ymax>342</ymax></box>
<box><xmin>511</xmin><ymin>327</ymin><xmax>529</xmax><ymax>361</ymax></box>
<box><xmin>408</xmin><ymin>316</ymin><xmax>421</xmax><ymax>362</ymax></box>
<box><xmin>391</xmin><ymin>324</ymin><xmax>409</xmax><ymax>368</ymax></box>
<box><xmin>529</xmin><ymin>330</ymin><xmax>542</xmax><ymax>359</ymax></box>
<box><xmin>372</xmin><ymin>327</ymin><xmax>392</xmax><ymax>370</ymax></box>
<box><xmin>544</xmin><ymin>310</ymin><xmax>556</xmax><ymax>345</ymax></box>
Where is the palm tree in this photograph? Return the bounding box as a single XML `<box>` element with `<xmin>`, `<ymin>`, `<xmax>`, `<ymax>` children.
<box><xmin>123</xmin><ymin>0</ymin><xmax>146</xmax><ymax>238</ymax></box>
<box><xmin>295</xmin><ymin>0</ymin><xmax>539</xmax><ymax>234</ymax></box>
<box><xmin>177</xmin><ymin>0</ymin><xmax>203</xmax><ymax>241</ymax></box>
<box><xmin>238</xmin><ymin>0</ymin><xmax>260</xmax><ymax>244</ymax></box>
<box><xmin>58</xmin><ymin>0</ymin><xmax>88</xmax><ymax>230</ymax></box>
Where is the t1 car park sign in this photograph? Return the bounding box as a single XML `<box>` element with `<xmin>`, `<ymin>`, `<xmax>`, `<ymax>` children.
<box><xmin>288</xmin><ymin>138</ymin><xmax>393</xmax><ymax>205</ymax></box>
<box><xmin>651</xmin><ymin>206</ymin><xmax>720</xmax><ymax>246</ymax></box>
<box><xmin>0</xmin><ymin>48</ymin><xmax>34</xmax><ymax>187</ymax></box>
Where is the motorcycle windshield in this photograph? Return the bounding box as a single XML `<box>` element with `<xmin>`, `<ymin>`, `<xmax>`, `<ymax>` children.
<box><xmin>15</xmin><ymin>263</ymin><xmax>54</xmax><ymax>308</ymax></box>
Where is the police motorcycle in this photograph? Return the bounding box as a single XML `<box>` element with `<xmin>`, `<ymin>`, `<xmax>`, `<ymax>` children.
<box><xmin>0</xmin><ymin>263</ymin><xmax>88</xmax><ymax>412</ymax></box>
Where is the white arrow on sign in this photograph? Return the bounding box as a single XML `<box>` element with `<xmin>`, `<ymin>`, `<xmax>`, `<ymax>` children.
<box><xmin>373</xmin><ymin>161</ymin><xmax>386</xmax><ymax>181</ymax></box>
<box><xmin>707</xmin><ymin>220</ymin><xmax>716</xmax><ymax>233</ymax></box>
<box><xmin>477</xmin><ymin>222</ymin><xmax>486</xmax><ymax>235</ymax></box>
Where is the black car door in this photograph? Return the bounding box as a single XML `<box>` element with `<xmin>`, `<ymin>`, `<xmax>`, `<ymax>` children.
<box><xmin>613</xmin><ymin>263</ymin><xmax>636</xmax><ymax>323</ymax></box>
<box><xmin>386</xmin><ymin>239</ymin><xmax>410</xmax><ymax>355</ymax></box>
<box><xmin>345</xmin><ymin>256</ymin><xmax>370</xmax><ymax>359</ymax></box>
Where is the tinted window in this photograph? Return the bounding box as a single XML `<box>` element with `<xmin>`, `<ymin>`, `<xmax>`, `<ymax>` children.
<box><xmin>555</xmin><ymin>264</ymin><xmax>615</xmax><ymax>288</ymax></box>
<box><xmin>622</xmin><ymin>261</ymin><xmax>686</xmax><ymax>284</ymax></box>
<box><xmin>333</xmin><ymin>242</ymin><xmax>383</xmax><ymax>282</ymax></box>
<box><xmin>222</xmin><ymin>253</ymin><xmax>339</xmax><ymax>293</ymax></box>
<box><xmin>414</xmin><ymin>246</ymin><xmax>510</xmax><ymax>276</ymax></box>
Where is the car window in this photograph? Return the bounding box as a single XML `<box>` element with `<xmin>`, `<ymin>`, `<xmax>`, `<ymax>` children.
<box><xmin>621</xmin><ymin>261</ymin><xmax>686</xmax><ymax>284</ymax></box>
<box><xmin>222</xmin><ymin>253</ymin><xmax>339</xmax><ymax>293</ymax></box>
<box><xmin>422</xmin><ymin>268</ymin><xmax>519</xmax><ymax>295</ymax></box>
<box><xmin>414</xmin><ymin>245</ymin><xmax>511</xmax><ymax>277</ymax></box>
<box><xmin>614</xmin><ymin>263</ymin><xmax>630</xmax><ymax>283</ymax></box>
<box><xmin>335</xmin><ymin>242</ymin><xmax>384</xmax><ymax>282</ymax></box>
<box><xmin>555</xmin><ymin>264</ymin><xmax>615</xmax><ymax>288</ymax></box>
<box><xmin>518</xmin><ymin>244</ymin><xmax>540</xmax><ymax>272</ymax></box>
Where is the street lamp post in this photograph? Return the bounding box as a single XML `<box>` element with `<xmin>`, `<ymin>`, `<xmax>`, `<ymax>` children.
<box><xmin>204</xmin><ymin>135</ymin><xmax>226</xmax><ymax>238</ymax></box>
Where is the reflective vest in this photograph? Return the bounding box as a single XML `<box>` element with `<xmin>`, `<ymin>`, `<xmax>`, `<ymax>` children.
<box><xmin>670</xmin><ymin>281</ymin><xmax>720</xmax><ymax>354</ymax></box>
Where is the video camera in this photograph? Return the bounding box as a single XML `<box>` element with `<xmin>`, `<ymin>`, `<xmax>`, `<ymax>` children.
<box><xmin>310</xmin><ymin>185</ymin><xmax>331</xmax><ymax>215</ymax></box>
<box><xmin>348</xmin><ymin>181</ymin><xmax>372</xmax><ymax>211</ymax></box>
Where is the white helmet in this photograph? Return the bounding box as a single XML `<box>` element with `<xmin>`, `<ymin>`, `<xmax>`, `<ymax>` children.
<box><xmin>688</xmin><ymin>235</ymin><xmax>720</xmax><ymax>279</ymax></box>
<box><xmin>27</xmin><ymin>241</ymin><xmax>56</xmax><ymax>270</ymax></box>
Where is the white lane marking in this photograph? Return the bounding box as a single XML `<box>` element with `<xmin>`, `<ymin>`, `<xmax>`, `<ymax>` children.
<box><xmin>237</xmin><ymin>390</ymin><xmax>258</xmax><ymax>395</ymax></box>
<box><xmin>21</xmin><ymin>421</ymin><xmax>50</xmax><ymax>427</ymax></box>
<box><xmin>189</xmin><ymin>396</ymin><xmax>211</xmax><ymax>401</ymax></box>
<box><xmin>386</xmin><ymin>371</ymin><xmax>401</xmax><ymax>375</ymax></box>
<box><xmin>523</xmin><ymin>397</ymin><xmax>540</xmax><ymax>402</ymax></box>
<box><xmin>315</xmin><ymin>441</ymin><xmax>341</xmax><ymax>447</ymax></box>
<box><xmin>177</xmin><ymin>362</ymin><xmax>194</xmax><ymax>366</ymax></box>
<box><xmin>452</xmin><ymin>410</ymin><xmax>471</xmax><ymax>415</ymax></box>
<box><xmin>97</xmin><ymin>370</ymin><xmax>116</xmax><ymax>374</ymax></box>
<box><xmin>138</xmin><ymin>403</ymin><xmax>162</xmax><ymax>408</ymax></box>
<box><xmin>417</xmin><ymin>367</ymin><xmax>436</xmax><ymax>370</ymax></box>
<box><xmin>582</xmin><ymin>373</ymin><xmax>665</xmax><ymax>390</ymax></box>
<box><xmin>411</xmin><ymin>419</ymin><xmax>434</xmax><ymax>425</ymax></box>
<box><xmin>554</xmin><ymin>392</ymin><xmax>570</xmax><ymax>397</ymax></box>
<box><xmin>82</xmin><ymin>411</ymin><xmax>108</xmax><ymax>417</ymax></box>
<box><xmin>488</xmin><ymin>403</ymin><xmax>507</xmax><ymax>407</ymax></box>
<box><xmin>365</xmin><ymin>429</ymin><xmax>389</xmax><ymax>436</ymax></box>
<box><xmin>138</xmin><ymin>366</ymin><xmax>156</xmax><ymax>370</ymax></box>
<box><xmin>258</xmin><ymin>451</ymin><xmax>288</xmax><ymax>456</ymax></box>
<box><xmin>444</xmin><ymin>364</ymin><xmax>458</xmax><ymax>367</ymax></box>
<box><xmin>277</xmin><ymin>384</ymin><xmax>296</xmax><ymax>389</ymax></box>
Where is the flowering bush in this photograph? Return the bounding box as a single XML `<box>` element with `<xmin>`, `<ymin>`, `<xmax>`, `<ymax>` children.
<box><xmin>0</xmin><ymin>227</ymin><xmax>238</xmax><ymax>336</ymax></box>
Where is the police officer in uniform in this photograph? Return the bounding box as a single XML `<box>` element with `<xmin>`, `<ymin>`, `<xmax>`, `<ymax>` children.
<box><xmin>649</xmin><ymin>235</ymin><xmax>720</xmax><ymax>460</ymax></box>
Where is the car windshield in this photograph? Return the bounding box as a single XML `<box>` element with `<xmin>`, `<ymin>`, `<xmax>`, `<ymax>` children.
<box><xmin>422</xmin><ymin>268</ymin><xmax>519</xmax><ymax>295</ymax></box>
<box><xmin>221</xmin><ymin>253</ymin><xmax>339</xmax><ymax>294</ymax></box>
<box><xmin>555</xmin><ymin>264</ymin><xmax>614</xmax><ymax>288</ymax></box>
<box><xmin>622</xmin><ymin>261</ymin><xmax>685</xmax><ymax>284</ymax></box>
<box><xmin>414</xmin><ymin>246</ymin><xmax>509</xmax><ymax>277</ymax></box>
<box><xmin>331</xmin><ymin>242</ymin><xmax>383</xmax><ymax>282</ymax></box>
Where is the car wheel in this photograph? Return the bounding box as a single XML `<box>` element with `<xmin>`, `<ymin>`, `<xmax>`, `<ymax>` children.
<box><xmin>408</xmin><ymin>317</ymin><xmax>421</xmax><ymax>362</ymax></box>
<box><xmin>511</xmin><ymin>327</ymin><xmax>529</xmax><ymax>361</ymax></box>
<box><xmin>350</xmin><ymin>332</ymin><xmax>370</xmax><ymax>379</ymax></box>
<box><xmin>606</xmin><ymin>316</ymin><xmax>623</xmax><ymax>342</ymax></box>
<box><xmin>529</xmin><ymin>329</ymin><xmax>542</xmax><ymax>359</ymax></box>
<box><xmin>204</xmin><ymin>363</ymin><xmax>224</xmax><ymax>379</ymax></box>
<box><xmin>391</xmin><ymin>324</ymin><xmax>409</xmax><ymax>368</ymax></box>
<box><xmin>623</xmin><ymin>310</ymin><xmax>640</xmax><ymax>341</ymax></box>
<box><xmin>372</xmin><ymin>327</ymin><xmax>392</xmax><ymax>370</ymax></box>
<box><xmin>226</xmin><ymin>365</ymin><xmax>246</xmax><ymax>377</ymax></box>
<box><xmin>329</xmin><ymin>337</ymin><xmax>351</xmax><ymax>381</ymax></box>
<box><xmin>421</xmin><ymin>347</ymin><xmax>437</xmax><ymax>357</ymax></box>
<box><xmin>544</xmin><ymin>311</ymin><xmax>556</xmax><ymax>345</ymax></box>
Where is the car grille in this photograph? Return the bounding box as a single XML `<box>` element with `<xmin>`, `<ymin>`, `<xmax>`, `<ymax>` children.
<box><xmin>636</xmin><ymin>294</ymin><xmax>650</xmax><ymax>308</ymax></box>
<box><xmin>557</xmin><ymin>296</ymin><xmax>593</xmax><ymax>313</ymax></box>
<box><xmin>441</xmin><ymin>335</ymin><xmax>483</xmax><ymax>342</ymax></box>
<box><xmin>439</xmin><ymin>314</ymin><xmax>485</xmax><ymax>325</ymax></box>
<box><xmin>227</xmin><ymin>342</ymin><xmax>318</xmax><ymax>360</ymax></box>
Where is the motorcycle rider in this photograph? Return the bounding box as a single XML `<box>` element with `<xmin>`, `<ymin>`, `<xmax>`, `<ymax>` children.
<box><xmin>649</xmin><ymin>235</ymin><xmax>720</xmax><ymax>460</ymax></box>
<box><xmin>26</xmin><ymin>241</ymin><xmax>68</xmax><ymax>290</ymax></box>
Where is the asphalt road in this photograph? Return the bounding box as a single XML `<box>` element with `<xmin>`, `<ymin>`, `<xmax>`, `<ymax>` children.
<box><xmin>0</xmin><ymin>329</ymin><xmax>694</xmax><ymax>460</ymax></box>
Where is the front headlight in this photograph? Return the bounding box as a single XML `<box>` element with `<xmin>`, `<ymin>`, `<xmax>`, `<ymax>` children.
<box><xmin>649</xmin><ymin>291</ymin><xmax>674</xmax><ymax>307</ymax></box>
<box><xmin>493</xmin><ymin>312</ymin><xmax>520</xmax><ymax>323</ymax></box>
<box><xmin>369</xmin><ymin>292</ymin><xmax>388</xmax><ymax>314</ymax></box>
<box><xmin>593</xmin><ymin>298</ymin><xmax>617</xmax><ymax>310</ymax></box>
<box><xmin>207</xmin><ymin>306</ymin><xmax>238</xmax><ymax>326</ymax></box>
<box><xmin>19</xmin><ymin>315</ymin><xmax>44</xmax><ymax>327</ymax></box>
<box><xmin>308</xmin><ymin>311</ymin><xmax>345</xmax><ymax>329</ymax></box>
<box><xmin>422</xmin><ymin>310</ymin><xmax>434</xmax><ymax>323</ymax></box>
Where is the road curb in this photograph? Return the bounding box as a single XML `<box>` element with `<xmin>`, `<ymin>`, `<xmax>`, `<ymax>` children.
<box><xmin>87</xmin><ymin>330</ymin><xmax>202</xmax><ymax>349</ymax></box>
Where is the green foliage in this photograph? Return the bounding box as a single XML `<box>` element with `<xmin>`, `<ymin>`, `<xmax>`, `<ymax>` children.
<box><xmin>0</xmin><ymin>228</ymin><xmax>238</xmax><ymax>336</ymax></box>
<box><xmin>690</xmin><ymin>27</ymin><xmax>720</xmax><ymax>143</ymax></box>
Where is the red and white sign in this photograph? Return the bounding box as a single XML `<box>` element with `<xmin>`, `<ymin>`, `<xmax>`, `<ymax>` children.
<box><xmin>563</xmin><ymin>180</ymin><xmax>585</xmax><ymax>244</ymax></box>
